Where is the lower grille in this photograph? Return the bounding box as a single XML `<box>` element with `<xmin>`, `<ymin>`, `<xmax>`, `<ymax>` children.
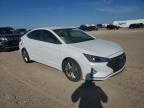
<box><xmin>107</xmin><ymin>53</ymin><xmax>126</xmax><ymax>72</ymax></box>
<box><xmin>5</xmin><ymin>40</ymin><xmax>19</xmax><ymax>46</ymax></box>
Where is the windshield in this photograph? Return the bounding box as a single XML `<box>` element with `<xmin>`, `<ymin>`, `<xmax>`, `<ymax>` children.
<box><xmin>0</xmin><ymin>27</ymin><xmax>15</xmax><ymax>35</ymax></box>
<box><xmin>53</xmin><ymin>29</ymin><xmax>95</xmax><ymax>44</ymax></box>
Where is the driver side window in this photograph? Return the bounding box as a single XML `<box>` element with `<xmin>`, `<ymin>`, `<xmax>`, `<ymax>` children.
<box><xmin>41</xmin><ymin>30</ymin><xmax>61</xmax><ymax>44</ymax></box>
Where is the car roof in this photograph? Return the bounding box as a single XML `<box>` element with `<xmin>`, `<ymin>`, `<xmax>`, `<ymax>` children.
<box><xmin>31</xmin><ymin>27</ymin><xmax>77</xmax><ymax>31</ymax></box>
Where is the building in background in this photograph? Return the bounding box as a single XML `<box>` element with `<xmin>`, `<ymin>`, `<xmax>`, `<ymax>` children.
<box><xmin>113</xmin><ymin>19</ymin><xmax>144</xmax><ymax>27</ymax></box>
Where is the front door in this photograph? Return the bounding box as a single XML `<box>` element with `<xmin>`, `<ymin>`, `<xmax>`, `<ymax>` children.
<box><xmin>38</xmin><ymin>30</ymin><xmax>62</xmax><ymax>68</ymax></box>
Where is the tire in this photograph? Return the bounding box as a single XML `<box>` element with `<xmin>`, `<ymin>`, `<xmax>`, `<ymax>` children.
<box><xmin>62</xmin><ymin>59</ymin><xmax>82</xmax><ymax>82</ymax></box>
<box><xmin>21</xmin><ymin>49</ymin><xmax>31</xmax><ymax>63</ymax></box>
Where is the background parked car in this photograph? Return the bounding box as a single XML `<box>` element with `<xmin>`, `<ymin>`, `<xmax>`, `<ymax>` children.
<box><xmin>88</xmin><ymin>24</ymin><xmax>98</xmax><ymax>31</ymax></box>
<box><xmin>15</xmin><ymin>28</ymin><xmax>27</xmax><ymax>35</ymax></box>
<box><xmin>129</xmin><ymin>23</ymin><xmax>144</xmax><ymax>29</ymax></box>
<box><xmin>79</xmin><ymin>24</ymin><xmax>98</xmax><ymax>31</ymax></box>
<box><xmin>106</xmin><ymin>24</ymin><xmax>120</xmax><ymax>30</ymax></box>
<box><xmin>97</xmin><ymin>24</ymin><xmax>103</xmax><ymax>28</ymax></box>
<box><xmin>79</xmin><ymin>25</ymin><xmax>88</xmax><ymax>31</ymax></box>
<box><xmin>0</xmin><ymin>27</ymin><xmax>22</xmax><ymax>51</ymax></box>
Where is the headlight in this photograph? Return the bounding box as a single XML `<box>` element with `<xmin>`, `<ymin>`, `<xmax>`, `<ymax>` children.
<box><xmin>0</xmin><ymin>37</ymin><xmax>8</xmax><ymax>41</ymax></box>
<box><xmin>83</xmin><ymin>53</ymin><xmax>110</xmax><ymax>62</ymax></box>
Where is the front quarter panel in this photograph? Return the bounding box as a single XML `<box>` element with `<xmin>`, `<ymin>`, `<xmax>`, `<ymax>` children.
<box><xmin>19</xmin><ymin>36</ymin><xmax>25</xmax><ymax>51</ymax></box>
<box><xmin>60</xmin><ymin>44</ymin><xmax>91</xmax><ymax>79</ymax></box>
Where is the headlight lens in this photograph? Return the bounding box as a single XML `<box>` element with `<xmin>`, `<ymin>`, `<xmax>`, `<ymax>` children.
<box><xmin>83</xmin><ymin>53</ymin><xmax>110</xmax><ymax>62</ymax></box>
<box><xmin>0</xmin><ymin>37</ymin><xmax>8</xmax><ymax>41</ymax></box>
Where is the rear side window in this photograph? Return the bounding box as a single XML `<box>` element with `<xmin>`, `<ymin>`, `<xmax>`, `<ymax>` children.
<box><xmin>41</xmin><ymin>30</ymin><xmax>61</xmax><ymax>44</ymax></box>
<box><xmin>27</xmin><ymin>30</ymin><xmax>42</xmax><ymax>40</ymax></box>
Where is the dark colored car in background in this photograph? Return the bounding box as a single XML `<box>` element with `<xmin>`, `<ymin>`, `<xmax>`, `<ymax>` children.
<box><xmin>0</xmin><ymin>27</ymin><xmax>22</xmax><ymax>51</ymax></box>
<box><xmin>79</xmin><ymin>25</ymin><xmax>88</xmax><ymax>31</ymax></box>
<box><xmin>129</xmin><ymin>23</ymin><xmax>144</xmax><ymax>29</ymax></box>
<box><xmin>15</xmin><ymin>28</ymin><xmax>27</xmax><ymax>35</ymax></box>
<box><xmin>88</xmin><ymin>25</ymin><xmax>98</xmax><ymax>31</ymax></box>
<box><xmin>79</xmin><ymin>24</ymin><xmax>98</xmax><ymax>31</ymax></box>
<box><xmin>106</xmin><ymin>24</ymin><xmax>120</xmax><ymax>30</ymax></box>
<box><xmin>97</xmin><ymin>24</ymin><xmax>103</xmax><ymax>28</ymax></box>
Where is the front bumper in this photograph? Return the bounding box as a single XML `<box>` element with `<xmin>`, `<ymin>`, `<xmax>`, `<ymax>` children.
<box><xmin>85</xmin><ymin>52</ymin><xmax>126</xmax><ymax>80</ymax></box>
<box><xmin>0</xmin><ymin>41</ymin><xmax>19</xmax><ymax>50</ymax></box>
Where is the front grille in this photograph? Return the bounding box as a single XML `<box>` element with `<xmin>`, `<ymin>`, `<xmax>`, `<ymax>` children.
<box><xmin>7</xmin><ymin>36</ymin><xmax>20</xmax><ymax>41</ymax></box>
<box><xmin>107</xmin><ymin>53</ymin><xmax>126</xmax><ymax>72</ymax></box>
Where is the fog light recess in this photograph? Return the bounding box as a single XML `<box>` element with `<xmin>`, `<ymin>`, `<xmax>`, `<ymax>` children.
<box><xmin>91</xmin><ymin>68</ymin><xmax>97</xmax><ymax>75</ymax></box>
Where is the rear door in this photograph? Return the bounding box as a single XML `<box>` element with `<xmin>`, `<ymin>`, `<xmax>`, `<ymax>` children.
<box><xmin>25</xmin><ymin>30</ymin><xmax>43</xmax><ymax>60</ymax></box>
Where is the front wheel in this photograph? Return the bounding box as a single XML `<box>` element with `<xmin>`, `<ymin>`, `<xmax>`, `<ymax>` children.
<box><xmin>21</xmin><ymin>49</ymin><xmax>31</xmax><ymax>63</ymax></box>
<box><xmin>63</xmin><ymin>59</ymin><xmax>82</xmax><ymax>82</ymax></box>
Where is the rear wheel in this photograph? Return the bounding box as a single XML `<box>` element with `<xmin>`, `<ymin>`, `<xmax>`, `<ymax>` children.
<box><xmin>22</xmin><ymin>49</ymin><xmax>31</xmax><ymax>63</ymax></box>
<box><xmin>62</xmin><ymin>59</ymin><xmax>82</xmax><ymax>82</ymax></box>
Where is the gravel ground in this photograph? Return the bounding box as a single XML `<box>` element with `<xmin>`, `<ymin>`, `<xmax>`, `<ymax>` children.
<box><xmin>0</xmin><ymin>29</ymin><xmax>144</xmax><ymax>108</ymax></box>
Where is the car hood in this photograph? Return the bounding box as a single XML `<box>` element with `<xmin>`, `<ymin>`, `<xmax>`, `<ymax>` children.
<box><xmin>69</xmin><ymin>39</ymin><xmax>123</xmax><ymax>57</ymax></box>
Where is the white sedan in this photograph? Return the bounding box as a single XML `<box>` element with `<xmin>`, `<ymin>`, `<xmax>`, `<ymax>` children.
<box><xmin>19</xmin><ymin>28</ymin><xmax>126</xmax><ymax>82</ymax></box>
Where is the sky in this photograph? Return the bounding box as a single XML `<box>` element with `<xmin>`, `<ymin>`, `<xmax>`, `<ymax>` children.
<box><xmin>0</xmin><ymin>0</ymin><xmax>144</xmax><ymax>28</ymax></box>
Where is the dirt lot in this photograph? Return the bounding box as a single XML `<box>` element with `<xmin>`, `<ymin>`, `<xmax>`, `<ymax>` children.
<box><xmin>0</xmin><ymin>29</ymin><xmax>144</xmax><ymax>108</ymax></box>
